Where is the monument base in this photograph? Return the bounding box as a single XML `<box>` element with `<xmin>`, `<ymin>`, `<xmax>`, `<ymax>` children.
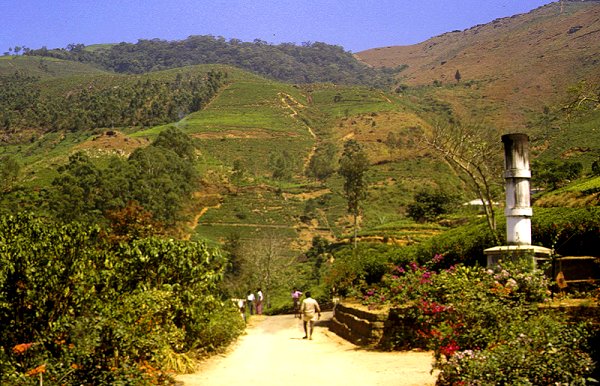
<box><xmin>484</xmin><ymin>245</ymin><xmax>553</xmax><ymax>268</ymax></box>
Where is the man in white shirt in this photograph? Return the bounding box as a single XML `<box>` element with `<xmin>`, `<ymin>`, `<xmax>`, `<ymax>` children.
<box><xmin>246</xmin><ymin>291</ymin><xmax>255</xmax><ymax>315</ymax></box>
<box><xmin>300</xmin><ymin>291</ymin><xmax>321</xmax><ymax>340</ymax></box>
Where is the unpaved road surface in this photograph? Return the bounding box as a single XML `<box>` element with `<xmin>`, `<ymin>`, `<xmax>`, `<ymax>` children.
<box><xmin>176</xmin><ymin>312</ymin><xmax>437</xmax><ymax>386</ymax></box>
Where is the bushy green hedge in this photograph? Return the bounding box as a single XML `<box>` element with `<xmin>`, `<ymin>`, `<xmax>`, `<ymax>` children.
<box><xmin>0</xmin><ymin>213</ymin><xmax>244</xmax><ymax>385</ymax></box>
<box><xmin>532</xmin><ymin>207</ymin><xmax>600</xmax><ymax>256</ymax></box>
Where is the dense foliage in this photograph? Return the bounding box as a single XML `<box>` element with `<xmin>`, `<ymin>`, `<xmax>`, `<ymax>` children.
<box><xmin>361</xmin><ymin>258</ymin><xmax>596</xmax><ymax>385</ymax></box>
<box><xmin>25</xmin><ymin>37</ymin><xmax>404</xmax><ymax>87</ymax></box>
<box><xmin>532</xmin><ymin>159</ymin><xmax>584</xmax><ymax>190</ymax></box>
<box><xmin>532</xmin><ymin>206</ymin><xmax>600</xmax><ymax>257</ymax></box>
<box><xmin>0</xmin><ymin>127</ymin><xmax>200</xmax><ymax>228</ymax></box>
<box><xmin>0</xmin><ymin>69</ymin><xmax>225</xmax><ymax>131</ymax></box>
<box><xmin>0</xmin><ymin>213</ymin><xmax>245</xmax><ymax>385</ymax></box>
<box><xmin>406</xmin><ymin>189</ymin><xmax>460</xmax><ymax>223</ymax></box>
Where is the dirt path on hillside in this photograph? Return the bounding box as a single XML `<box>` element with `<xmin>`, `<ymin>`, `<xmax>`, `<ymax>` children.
<box><xmin>278</xmin><ymin>92</ymin><xmax>318</xmax><ymax>174</ymax></box>
<box><xmin>175</xmin><ymin>312</ymin><xmax>437</xmax><ymax>386</ymax></box>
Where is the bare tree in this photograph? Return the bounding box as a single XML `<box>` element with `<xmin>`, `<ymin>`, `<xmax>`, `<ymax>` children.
<box><xmin>241</xmin><ymin>233</ymin><xmax>297</xmax><ymax>308</ymax></box>
<box><xmin>424</xmin><ymin>123</ymin><xmax>503</xmax><ymax>243</ymax></box>
<box><xmin>562</xmin><ymin>80</ymin><xmax>600</xmax><ymax>117</ymax></box>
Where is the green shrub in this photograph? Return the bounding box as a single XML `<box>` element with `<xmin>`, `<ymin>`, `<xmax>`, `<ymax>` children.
<box><xmin>436</xmin><ymin>316</ymin><xmax>594</xmax><ymax>386</ymax></box>
<box><xmin>324</xmin><ymin>243</ymin><xmax>390</xmax><ymax>297</ymax></box>
<box><xmin>0</xmin><ymin>213</ymin><xmax>243</xmax><ymax>385</ymax></box>
<box><xmin>533</xmin><ymin>207</ymin><xmax>600</xmax><ymax>256</ymax></box>
<box><xmin>406</xmin><ymin>189</ymin><xmax>459</xmax><ymax>223</ymax></box>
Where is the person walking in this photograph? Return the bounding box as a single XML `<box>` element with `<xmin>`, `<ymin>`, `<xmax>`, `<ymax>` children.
<box><xmin>291</xmin><ymin>288</ymin><xmax>303</xmax><ymax>318</ymax></box>
<box><xmin>246</xmin><ymin>291</ymin><xmax>255</xmax><ymax>316</ymax></box>
<box><xmin>237</xmin><ymin>298</ymin><xmax>246</xmax><ymax>323</ymax></box>
<box><xmin>256</xmin><ymin>288</ymin><xmax>264</xmax><ymax>315</ymax></box>
<box><xmin>300</xmin><ymin>291</ymin><xmax>321</xmax><ymax>340</ymax></box>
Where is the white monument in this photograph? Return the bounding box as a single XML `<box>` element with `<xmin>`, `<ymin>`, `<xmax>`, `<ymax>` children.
<box><xmin>485</xmin><ymin>133</ymin><xmax>552</xmax><ymax>267</ymax></box>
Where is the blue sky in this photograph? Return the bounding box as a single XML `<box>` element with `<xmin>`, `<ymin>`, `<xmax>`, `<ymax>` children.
<box><xmin>1</xmin><ymin>0</ymin><xmax>553</xmax><ymax>53</ymax></box>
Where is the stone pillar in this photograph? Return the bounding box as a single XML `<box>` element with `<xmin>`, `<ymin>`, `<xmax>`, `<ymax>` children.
<box><xmin>502</xmin><ymin>133</ymin><xmax>532</xmax><ymax>245</ymax></box>
<box><xmin>484</xmin><ymin>133</ymin><xmax>552</xmax><ymax>267</ymax></box>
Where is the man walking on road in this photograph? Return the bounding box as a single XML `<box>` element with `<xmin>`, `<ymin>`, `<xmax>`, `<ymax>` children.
<box><xmin>300</xmin><ymin>291</ymin><xmax>321</xmax><ymax>340</ymax></box>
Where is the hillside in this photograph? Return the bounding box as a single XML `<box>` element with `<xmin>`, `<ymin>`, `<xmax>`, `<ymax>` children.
<box><xmin>1</xmin><ymin>2</ymin><xmax>599</xmax><ymax>254</ymax></box>
<box><xmin>24</xmin><ymin>37</ymin><xmax>402</xmax><ymax>87</ymax></box>
<box><xmin>129</xmin><ymin>69</ymin><xmax>454</xmax><ymax>250</ymax></box>
<box><xmin>357</xmin><ymin>0</ymin><xmax>600</xmax><ymax>129</ymax></box>
<box><xmin>0</xmin><ymin>60</ymin><xmax>458</xmax><ymax>251</ymax></box>
<box><xmin>0</xmin><ymin>55</ymin><xmax>107</xmax><ymax>79</ymax></box>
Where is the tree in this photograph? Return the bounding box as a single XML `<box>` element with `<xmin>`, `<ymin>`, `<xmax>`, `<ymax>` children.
<box><xmin>592</xmin><ymin>157</ymin><xmax>600</xmax><ymax>176</ymax></box>
<box><xmin>270</xmin><ymin>150</ymin><xmax>294</xmax><ymax>180</ymax></box>
<box><xmin>0</xmin><ymin>155</ymin><xmax>20</xmax><ymax>192</ymax></box>
<box><xmin>562</xmin><ymin>80</ymin><xmax>599</xmax><ymax>117</ymax></box>
<box><xmin>238</xmin><ymin>233</ymin><xmax>296</xmax><ymax>308</ymax></box>
<box><xmin>152</xmin><ymin>126</ymin><xmax>197</xmax><ymax>160</ymax></box>
<box><xmin>424</xmin><ymin>123</ymin><xmax>503</xmax><ymax>243</ymax></box>
<box><xmin>407</xmin><ymin>189</ymin><xmax>459</xmax><ymax>223</ymax></box>
<box><xmin>532</xmin><ymin>159</ymin><xmax>583</xmax><ymax>190</ymax></box>
<box><xmin>455</xmin><ymin>69</ymin><xmax>462</xmax><ymax>83</ymax></box>
<box><xmin>338</xmin><ymin>139</ymin><xmax>370</xmax><ymax>248</ymax></box>
<box><xmin>306</xmin><ymin>142</ymin><xmax>337</xmax><ymax>180</ymax></box>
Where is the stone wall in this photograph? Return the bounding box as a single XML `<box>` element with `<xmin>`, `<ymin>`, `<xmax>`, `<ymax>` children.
<box><xmin>330</xmin><ymin>300</ymin><xmax>600</xmax><ymax>348</ymax></box>
<box><xmin>329</xmin><ymin>303</ymin><xmax>387</xmax><ymax>346</ymax></box>
<box><xmin>329</xmin><ymin>302</ymin><xmax>418</xmax><ymax>348</ymax></box>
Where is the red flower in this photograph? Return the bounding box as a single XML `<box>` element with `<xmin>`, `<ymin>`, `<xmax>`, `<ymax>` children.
<box><xmin>440</xmin><ymin>340</ymin><xmax>460</xmax><ymax>357</ymax></box>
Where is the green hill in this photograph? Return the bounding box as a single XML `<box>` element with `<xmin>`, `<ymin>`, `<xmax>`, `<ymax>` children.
<box><xmin>25</xmin><ymin>37</ymin><xmax>402</xmax><ymax>87</ymax></box>
<box><xmin>1</xmin><ymin>2</ymin><xmax>598</xmax><ymax>255</ymax></box>
<box><xmin>0</xmin><ymin>61</ymin><xmax>460</xmax><ymax>251</ymax></box>
<box><xmin>0</xmin><ymin>55</ymin><xmax>107</xmax><ymax>78</ymax></box>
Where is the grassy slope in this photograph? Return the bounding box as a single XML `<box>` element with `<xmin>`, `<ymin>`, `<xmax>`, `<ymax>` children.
<box><xmin>173</xmin><ymin>78</ymin><xmax>461</xmax><ymax>249</ymax></box>
<box><xmin>0</xmin><ymin>55</ymin><xmax>108</xmax><ymax>78</ymax></box>
<box><xmin>357</xmin><ymin>1</ymin><xmax>600</xmax><ymax>131</ymax></box>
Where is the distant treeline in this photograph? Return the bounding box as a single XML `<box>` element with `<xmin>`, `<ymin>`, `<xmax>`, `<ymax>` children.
<box><xmin>0</xmin><ymin>69</ymin><xmax>225</xmax><ymax>131</ymax></box>
<box><xmin>25</xmin><ymin>36</ymin><xmax>406</xmax><ymax>87</ymax></box>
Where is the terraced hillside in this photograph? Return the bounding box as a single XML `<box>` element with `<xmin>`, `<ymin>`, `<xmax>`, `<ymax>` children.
<box><xmin>2</xmin><ymin>1</ymin><xmax>598</xmax><ymax>255</ymax></box>
<box><xmin>0</xmin><ymin>60</ymin><xmax>459</xmax><ymax>252</ymax></box>
<box><xmin>130</xmin><ymin>70</ymin><xmax>458</xmax><ymax>250</ymax></box>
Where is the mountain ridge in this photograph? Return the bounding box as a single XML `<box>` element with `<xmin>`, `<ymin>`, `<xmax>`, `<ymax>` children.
<box><xmin>356</xmin><ymin>0</ymin><xmax>600</xmax><ymax>128</ymax></box>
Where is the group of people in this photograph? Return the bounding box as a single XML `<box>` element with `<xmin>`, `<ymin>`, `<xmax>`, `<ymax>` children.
<box><xmin>235</xmin><ymin>287</ymin><xmax>322</xmax><ymax>340</ymax></box>
<box><xmin>235</xmin><ymin>288</ymin><xmax>264</xmax><ymax>323</ymax></box>
<box><xmin>245</xmin><ymin>288</ymin><xmax>264</xmax><ymax>316</ymax></box>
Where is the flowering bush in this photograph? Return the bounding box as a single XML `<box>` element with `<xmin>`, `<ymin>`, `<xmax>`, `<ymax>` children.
<box><xmin>0</xmin><ymin>213</ymin><xmax>245</xmax><ymax>385</ymax></box>
<box><xmin>360</xmin><ymin>255</ymin><xmax>595</xmax><ymax>384</ymax></box>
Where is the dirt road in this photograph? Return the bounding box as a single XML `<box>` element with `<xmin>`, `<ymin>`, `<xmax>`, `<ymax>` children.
<box><xmin>176</xmin><ymin>312</ymin><xmax>437</xmax><ymax>386</ymax></box>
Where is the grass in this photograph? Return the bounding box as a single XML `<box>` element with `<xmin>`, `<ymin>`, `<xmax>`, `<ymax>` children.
<box><xmin>0</xmin><ymin>55</ymin><xmax>107</xmax><ymax>78</ymax></box>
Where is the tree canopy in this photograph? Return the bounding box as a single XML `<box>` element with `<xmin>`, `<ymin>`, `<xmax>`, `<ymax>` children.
<box><xmin>25</xmin><ymin>36</ymin><xmax>405</xmax><ymax>87</ymax></box>
<box><xmin>338</xmin><ymin>139</ymin><xmax>369</xmax><ymax>247</ymax></box>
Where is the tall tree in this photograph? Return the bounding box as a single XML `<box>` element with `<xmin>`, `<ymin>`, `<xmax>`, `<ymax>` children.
<box><xmin>424</xmin><ymin>123</ymin><xmax>503</xmax><ymax>243</ymax></box>
<box><xmin>338</xmin><ymin>139</ymin><xmax>369</xmax><ymax>249</ymax></box>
